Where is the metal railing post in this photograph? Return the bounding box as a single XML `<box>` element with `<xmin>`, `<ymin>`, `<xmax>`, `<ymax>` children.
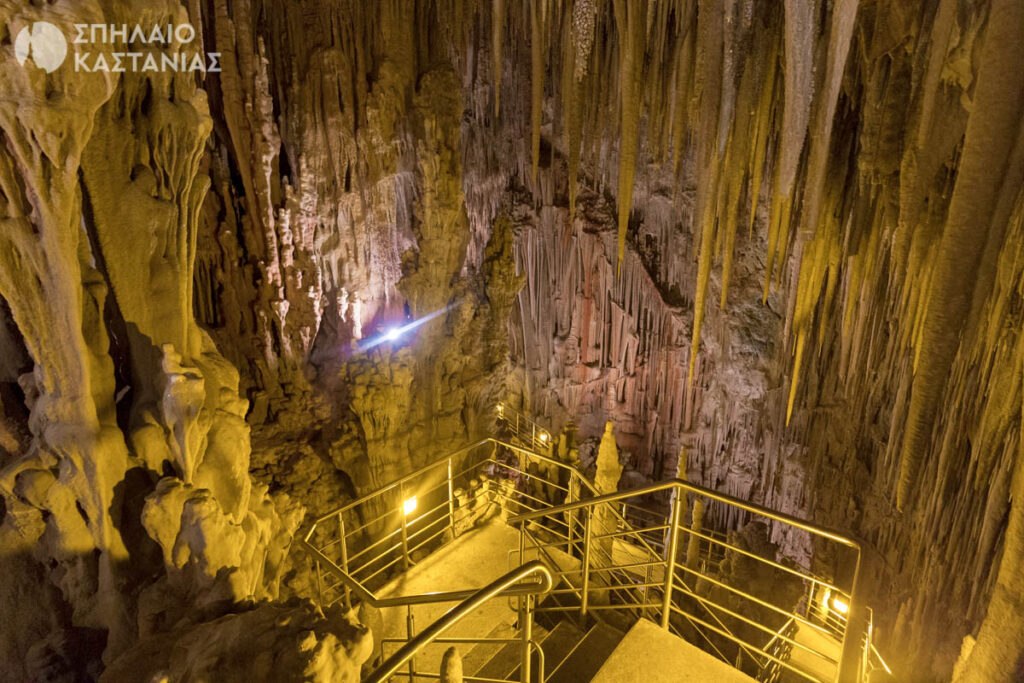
<box><xmin>581</xmin><ymin>510</ymin><xmax>593</xmax><ymax>625</ymax></box>
<box><xmin>861</xmin><ymin>615</ymin><xmax>872</xmax><ymax>682</ymax></box>
<box><xmin>533</xmin><ymin>639</ymin><xmax>545</xmax><ymax>683</ymax></box>
<box><xmin>400</xmin><ymin>481</ymin><xmax>410</xmax><ymax>569</ymax></box>
<box><xmin>836</xmin><ymin>551</ymin><xmax>862</xmax><ymax>683</ymax></box>
<box><xmin>338</xmin><ymin>512</ymin><xmax>351</xmax><ymax>610</ymax></box>
<box><xmin>315</xmin><ymin>558</ymin><xmax>323</xmax><ymax>606</ymax></box>
<box><xmin>566</xmin><ymin>473</ymin><xmax>579</xmax><ymax>553</ymax></box>
<box><xmin>365</xmin><ymin>561</ymin><xmax>553</xmax><ymax>683</ymax></box>
<box><xmin>661</xmin><ymin>490</ymin><xmax>683</xmax><ymax>629</ymax></box>
<box><xmin>448</xmin><ymin>457</ymin><xmax>456</xmax><ymax>539</ymax></box>
<box><xmin>519</xmin><ymin>594</ymin><xmax>533</xmax><ymax>682</ymax></box>
<box><xmin>406</xmin><ymin>606</ymin><xmax>416</xmax><ymax>680</ymax></box>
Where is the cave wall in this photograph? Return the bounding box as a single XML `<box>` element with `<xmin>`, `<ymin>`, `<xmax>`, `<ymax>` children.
<box><xmin>0</xmin><ymin>0</ymin><xmax>368</xmax><ymax>679</ymax></box>
<box><xmin>480</xmin><ymin>2</ymin><xmax>1024</xmax><ymax>679</ymax></box>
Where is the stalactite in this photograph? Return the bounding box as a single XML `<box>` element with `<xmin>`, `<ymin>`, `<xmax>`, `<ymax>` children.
<box><xmin>746</xmin><ymin>39</ymin><xmax>777</xmax><ymax>238</ymax></box>
<box><xmin>687</xmin><ymin>0</ymin><xmax>724</xmax><ymax>384</ymax></box>
<box><xmin>897</xmin><ymin>0</ymin><xmax>1024</xmax><ymax>509</ymax></box>
<box><xmin>763</xmin><ymin>0</ymin><xmax>815</xmax><ymax>293</ymax></box>
<box><xmin>611</xmin><ymin>0</ymin><xmax>645</xmax><ymax>272</ymax></box>
<box><xmin>896</xmin><ymin>0</ymin><xmax>957</xmax><ymax>247</ymax></box>
<box><xmin>671</xmin><ymin>24</ymin><xmax>695</xmax><ymax>180</ymax></box>
<box><xmin>794</xmin><ymin>0</ymin><xmax>859</xmax><ymax>248</ymax></box>
<box><xmin>565</xmin><ymin>0</ymin><xmax>596</xmax><ymax>228</ymax></box>
<box><xmin>530</xmin><ymin>0</ymin><xmax>544</xmax><ymax>185</ymax></box>
<box><xmin>493</xmin><ymin>0</ymin><xmax>506</xmax><ymax>116</ymax></box>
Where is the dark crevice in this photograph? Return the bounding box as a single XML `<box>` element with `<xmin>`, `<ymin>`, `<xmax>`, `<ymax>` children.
<box><xmin>77</xmin><ymin>169</ymin><xmax>134</xmax><ymax>434</ymax></box>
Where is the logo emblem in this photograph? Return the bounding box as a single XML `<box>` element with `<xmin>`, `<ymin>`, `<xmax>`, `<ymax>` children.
<box><xmin>14</xmin><ymin>22</ymin><xmax>67</xmax><ymax>73</ymax></box>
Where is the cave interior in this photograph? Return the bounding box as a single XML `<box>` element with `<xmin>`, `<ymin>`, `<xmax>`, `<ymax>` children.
<box><xmin>1</xmin><ymin>0</ymin><xmax>1023</xmax><ymax>681</ymax></box>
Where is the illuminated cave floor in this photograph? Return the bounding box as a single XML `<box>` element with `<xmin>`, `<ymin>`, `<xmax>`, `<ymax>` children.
<box><xmin>376</xmin><ymin>519</ymin><xmax>526</xmax><ymax>673</ymax></box>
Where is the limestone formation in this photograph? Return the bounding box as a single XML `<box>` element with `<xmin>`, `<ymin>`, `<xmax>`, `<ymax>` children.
<box><xmin>0</xmin><ymin>0</ymin><xmax>1022</xmax><ymax>680</ymax></box>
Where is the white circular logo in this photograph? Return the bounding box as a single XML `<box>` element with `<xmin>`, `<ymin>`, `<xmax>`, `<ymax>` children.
<box><xmin>14</xmin><ymin>22</ymin><xmax>67</xmax><ymax>73</ymax></box>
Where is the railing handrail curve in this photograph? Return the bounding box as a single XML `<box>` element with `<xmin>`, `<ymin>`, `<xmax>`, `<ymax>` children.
<box><xmin>363</xmin><ymin>560</ymin><xmax>553</xmax><ymax>683</ymax></box>
<box><xmin>306</xmin><ymin>436</ymin><xmax>583</xmax><ymax>528</ymax></box>
<box><xmin>300</xmin><ymin>535</ymin><xmax>550</xmax><ymax>609</ymax></box>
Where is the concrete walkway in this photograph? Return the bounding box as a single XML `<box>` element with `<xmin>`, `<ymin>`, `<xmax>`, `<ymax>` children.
<box><xmin>788</xmin><ymin>623</ymin><xmax>841</xmax><ymax>681</ymax></box>
<box><xmin>376</xmin><ymin>519</ymin><xmax>523</xmax><ymax>675</ymax></box>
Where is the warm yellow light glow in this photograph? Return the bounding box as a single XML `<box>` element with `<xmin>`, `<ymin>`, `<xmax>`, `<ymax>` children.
<box><xmin>831</xmin><ymin>596</ymin><xmax>849</xmax><ymax>615</ymax></box>
<box><xmin>403</xmin><ymin>496</ymin><xmax>418</xmax><ymax>516</ymax></box>
<box><xmin>539</xmin><ymin>432</ymin><xmax>549</xmax><ymax>443</ymax></box>
<box><xmin>497</xmin><ymin>403</ymin><xmax>504</xmax><ymax>415</ymax></box>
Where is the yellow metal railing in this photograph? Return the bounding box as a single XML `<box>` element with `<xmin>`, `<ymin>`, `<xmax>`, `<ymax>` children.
<box><xmin>507</xmin><ymin>479</ymin><xmax>874</xmax><ymax>683</ymax></box>
<box><xmin>301</xmin><ymin>408</ymin><xmax>887</xmax><ymax>683</ymax></box>
<box><xmin>301</xmin><ymin>436</ymin><xmax>589</xmax><ymax>610</ymax></box>
<box><xmin>496</xmin><ymin>402</ymin><xmax>553</xmax><ymax>453</ymax></box>
<box><xmin>365</xmin><ymin>560</ymin><xmax>553</xmax><ymax>683</ymax></box>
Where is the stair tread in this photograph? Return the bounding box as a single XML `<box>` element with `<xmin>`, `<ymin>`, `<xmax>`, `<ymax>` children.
<box><xmin>462</xmin><ymin>621</ymin><xmax>520</xmax><ymax>676</ymax></box>
<box><xmin>540</xmin><ymin>619</ymin><xmax>586</xmax><ymax>661</ymax></box>
<box><xmin>472</xmin><ymin>622</ymin><xmax>550</xmax><ymax>680</ymax></box>
<box><xmin>546</xmin><ymin>621</ymin><xmax>625</xmax><ymax>683</ymax></box>
<box><xmin>504</xmin><ymin>619</ymin><xmax>587</xmax><ymax>682</ymax></box>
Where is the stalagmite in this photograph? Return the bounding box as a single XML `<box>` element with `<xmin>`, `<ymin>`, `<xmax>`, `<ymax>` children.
<box><xmin>686</xmin><ymin>498</ymin><xmax>705</xmax><ymax>570</ymax></box>
<box><xmin>440</xmin><ymin>646</ymin><xmax>464</xmax><ymax>683</ymax></box>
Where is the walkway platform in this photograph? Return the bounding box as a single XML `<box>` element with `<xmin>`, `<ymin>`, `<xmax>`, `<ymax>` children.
<box><xmin>377</xmin><ymin>519</ymin><xmax>523</xmax><ymax>674</ymax></box>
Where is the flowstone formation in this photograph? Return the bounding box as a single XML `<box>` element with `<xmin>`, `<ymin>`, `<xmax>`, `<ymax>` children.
<box><xmin>0</xmin><ymin>1</ymin><xmax>369</xmax><ymax>680</ymax></box>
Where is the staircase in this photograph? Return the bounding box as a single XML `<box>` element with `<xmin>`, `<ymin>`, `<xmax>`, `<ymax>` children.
<box><xmin>300</xmin><ymin>405</ymin><xmax>891</xmax><ymax>682</ymax></box>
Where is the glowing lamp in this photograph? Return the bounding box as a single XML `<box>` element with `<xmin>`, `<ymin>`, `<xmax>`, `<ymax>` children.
<box><xmin>539</xmin><ymin>432</ymin><xmax>549</xmax><ymax>443</ymax></box>
<box><xmin>831</xmin><ymin>596</ymin><xmax>849</xmax><ymax>615</ymax></box>
<box><xmin>403</xmin><ymin>496</ymin><xmax>418</xmax><ymax>516</ymax></box>
<box><xmin>497</xmin><ymin>403</ymin><xmax>504</xmax><ymax>415</ymax></box>
<box><xmin>383</xmin><ymin>327</ymin><xmax>402</xmax><ymax>341</ymax></box>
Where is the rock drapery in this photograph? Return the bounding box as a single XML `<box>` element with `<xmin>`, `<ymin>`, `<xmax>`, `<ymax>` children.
<box><xmin>0</xmin><ymin>1</ymin><xmax>368</xmax><ymax>679</ymax></box>
<box><xmin>0</xmin><ymin>0</ymin><xmax>1021</xmax><ymax>680</ymax></box>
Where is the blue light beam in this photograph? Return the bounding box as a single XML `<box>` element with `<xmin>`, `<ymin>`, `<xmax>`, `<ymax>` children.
<box><xmin>358</xmin><ymin>300</ymin><xmax>460</xmax><ymax>351</ymax></box>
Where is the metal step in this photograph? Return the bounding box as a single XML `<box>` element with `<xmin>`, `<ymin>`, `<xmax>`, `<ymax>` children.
<box><xmin>545</xmin><ymin>621</ymin><xmax>626</xmax><ymax>683</ymax></box>
<box><xmin>472</xmin><ymin>622</ymin><xmax>550</xmax><ymax>681</ymax></box>
<box><xmin>460</xmin><ymin>620</ymin><xmax>520</xmax><ymax>678</ymax></box>
<box><xmin>469</xmin><ymin>619</ymin><xmax>587</xmax><ymax>683</ymax></box>
<box><xmin>521</xmin><ymin>620</ymin><xmax>586</xmax><ymax>682</ymax></box>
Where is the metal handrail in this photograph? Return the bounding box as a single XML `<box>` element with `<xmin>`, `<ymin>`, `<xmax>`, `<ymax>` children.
<box><xmin>519</xmin><ymin>486</ymin><xmax>767</xmax><ymax>670</ymax></box>
<box><xmin>303</xmin><ymin>437</ymin><xmax>582</xmax><ymax>608</ymax></box>
<box><xmin>509</xmin><ymin>479</ymin><xmax>864</xmax><ymax>682</ymax></box>
<box><xmin>301</xmin><ymin>535</ymin><xmax>549</xmax><ymax>608</ymax></box>
<box><xmin>508</xmin><ymin>479</ymin><xmax>860</xmax><ymax>550</ymax></box>
<box><xmin>497</xmin><ymin>402</ymin><xmax>553</xmax><ymax>452</ymax></box>
<box><xmin>305</xmin><ymin>436</ymin><xmax>580</xmax><ymax>527</ymax></box>
<box><xmin>302</xmin><ymin>411</ymin><xmax>877</xmax><ymax>682</ymax></box>
<box><xmin>364</xmin><ymin>560</ymin><xmax>553</xmax><ymax>683</ymax></box>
